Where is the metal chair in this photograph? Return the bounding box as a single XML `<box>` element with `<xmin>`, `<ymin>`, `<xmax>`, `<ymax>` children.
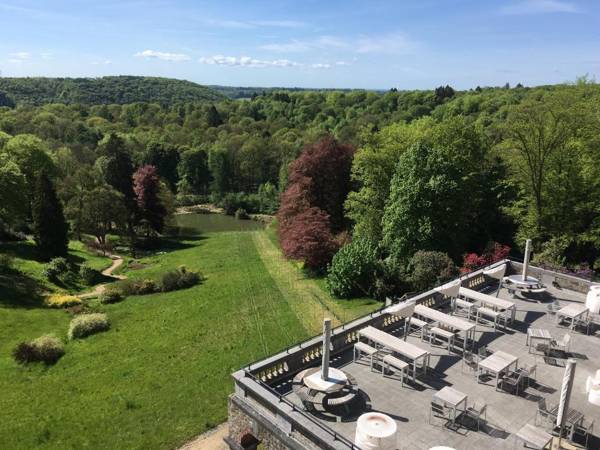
<box><xmin>551</xmin><ymin>334</ymin><xmax>571</xmax><ymax>354</ymax></box>
<box><xmin>535</xmin><ymin>398</ymin><xmax>556</xmax><ymax>428</ymax></box>
<box><xmin>500</xmin><ymin>369</ymin><xmax>526</xmax><ymax>395</ymax></box>
<box><xmin>429</xmin><ymin>401</ymin><xmax>450</xmax><ymax>425</ymax></box>
<box><xmin>462</xmin><ymin>350</ymin><xmax>478</xmax><ymax>375</ymax></box>
<box><xmin>572</xmin><ymin>417</ymin><xmax>594</xmax><ymax>449</ymax></box>
<box><xmin>523</xmin><ymin>363</ymin><xmax>537</xmax><ymax>387</ymax></box>
<box><xmin>465</xmin><ymin>402</ymin><xmax>487</xmax><ymax>431</ymax></box>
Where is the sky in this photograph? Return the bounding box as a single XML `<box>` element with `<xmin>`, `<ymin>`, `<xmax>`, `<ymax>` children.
<box><xmin>0</xmin><ymin>0</ymin><xmax>599</xmax><ymax>89</ymax></box>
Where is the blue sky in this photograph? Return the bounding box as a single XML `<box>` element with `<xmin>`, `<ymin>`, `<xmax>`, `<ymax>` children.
<box><xmin>0</xmin><ymin>0</ymin><xmax>599</xmax><ymax>89</ymax></box>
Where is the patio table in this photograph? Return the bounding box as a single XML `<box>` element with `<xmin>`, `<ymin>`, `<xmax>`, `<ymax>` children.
<box><xmin>556</xmin><ymin>304</ymin><xmax>589</xmax><ymax>330</ymax></box>
<box><xmin>459</xmin><ymin>287</ymin><xmax>517</xmax><ymax>323</ymax></box>
<box><xmin>526</xmin><ymin>328</ymin><xmax>552</xmax><ymax>353</ymax></box>
<box><xmin>477</xmin><ymin>350</ymin><xmax>518</xmax><ymax>391</ymax></box>
<box><xmin>433</xmin><ymin>386</ymin><xmax>467</xmax><ymax>426</ymax></box>
<box><xmin>516</xmin><ymin>424</ymin><xmax>553</xmax><ymax>449</ymax></box>
<box><xmin>414</xmin><ymin>304</ymin><xmax>476</xmax><ymax>352</ymax></box>
<box><xmin>359</xmin><ymin>326</ymin><xmax>430</xmax><ymax>382</ymax></box>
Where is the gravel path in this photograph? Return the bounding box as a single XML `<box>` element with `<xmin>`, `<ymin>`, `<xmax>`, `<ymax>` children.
<box><xmin>78</xmin><ymin>254</ymin><xmax>126</xmax><ymax>299</ymax></box>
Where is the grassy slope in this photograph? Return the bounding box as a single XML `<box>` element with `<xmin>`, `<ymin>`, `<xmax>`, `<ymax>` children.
<box><xmin>0</xmin><ymin>232</ymin><xmax>309</xmax><ymax>449</ymax></box>
<box><xmin>0</xmin><ymin>230</ymin><xmax>379</xmax><ymax>449</ymax></box>
<box><xmin>0</xmin><ymin>240</ymin><xmax>112</xmax><ymax>303</ymax></box>
<box><xmin>252</xmin><ymin>231</ymin><xmax>378</xmax><ymax>333</ymax></box>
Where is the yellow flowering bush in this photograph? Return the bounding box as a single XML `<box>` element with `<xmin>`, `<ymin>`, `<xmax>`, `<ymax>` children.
<box><xmin>45</xmin><ymin>294</ymin><xmax>82</xmax><ymax>308</ymax></box>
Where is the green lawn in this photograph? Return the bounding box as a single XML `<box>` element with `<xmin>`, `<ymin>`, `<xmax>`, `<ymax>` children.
<box><xmin>0</xmin><ymin>230</ymin><xmax>378</xmax><ymax>449</ymax></box>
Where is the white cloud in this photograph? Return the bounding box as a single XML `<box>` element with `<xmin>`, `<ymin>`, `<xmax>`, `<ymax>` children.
<box><xmin>135</xmin><ymin>49</ymin><xmax>190</xmax><ymax>61</ymax></box>
<box><xmin>199</xmin><ymin>55</ymin><xmax>300</xmax><ymax>68</ymax></box>
<box><xmin>199</xmin><ymin>55</ymin><xmax>347</xmax><ymax>70</ymax></box>
<box><xmin>261</xmin><ymin>40</ymin><xmax>311</xmax><ymax>53</ymax></box>
<box><xmin>206</xmin><ymin>19</ymin><xmax>306</xmax><ymax>29</ymax></box>
<box><xmin>252</xmin><ymin>20</ymin><xmax>306</xmax><ymax>28</ymax></box>
<box><xmin>357</xmin><ymin>32</ymin><xmax>416</xmax><ymax>54</ymax></box>
<box><xmin>260</xmin><ymin>33</ymin><xmax>416</xmax><ymax>55</ymax></box>
<box><xmin>7</xmin><ymin>52</ymin><xmax>30</xmax><ymax>64</ymax></box>
<box><xmin>501</xmin><ymin>0</ymin><xmax>580</xmax><ymax>15</ymax></box>
<box><xmin>260</xmin><ymin>35</ymin><xmax>348</xmax><ymax>53</ymax></box>
<box><xmin>91</xmin><ymin>59</ymin><xmax>112</xmax><ymax>65</ymax></box>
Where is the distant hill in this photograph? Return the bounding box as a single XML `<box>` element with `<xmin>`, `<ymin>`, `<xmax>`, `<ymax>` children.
<box><xmin>209</xmin><ymin>85</ymin><xmax>385</xmax><ymax>99</ymax></box>
<box><xmin>0</xmin><ymin>76</ymin><xmax>225</xmax><ymax>105</ymax></box>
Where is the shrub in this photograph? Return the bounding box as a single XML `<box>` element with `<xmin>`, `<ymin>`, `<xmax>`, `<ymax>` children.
<box><xmin>461</xmin><ymin>242</ymin><xmax>511</xmax><ymax>274</ymax></box>
<box><xmin>115</xmin><ymin>278</ymin><xmax>159</xmax><ymax>296</ymax></box>
<box><xmin>161</xmin><ymin>265</ymin><xmax>202</xmax><ymax>292</ymax></box>
<box><xmin>137</xmin><ymin>279</ymin><xmax>159</xmax><ymax>294</ymax></box>
<box><xmin>43</xmin><ymin>257</ymin><xmax>69</xmax><ymax>281</ymax></box>
<box><xmin>219</xmin><ymin>192</ymin><xmax>260</xmax><ymax>215</ymax></box>
<box><xmin>45</xmin><ymin>294</ymin><xmax>82</xmax><ymax>308</ymax></box>
<box><xmin>99</xmin><ymin>290</ymin><xmax>123</xmax><ymax>304</ymax></box>
<box><xmin>408</xmin><ymin>251</ymin><xmax>457</xmax><ymax>292</ymax></box>
<box><xmin>80</xmin><ymin>264</ymin><xmax>100</xmax><ymax>285</ymax></box>
<box><xmin>0</xmin><ymin>253</ymin><xmax>13</xmax><ymax>272</ymax></box>
<box><xmin>13</xmin><ymin>334</ymin><xmax>65</xmax><ymax>365</ymax></box>
<box><xmin>327</xmin><ymin>238</ymin><xmax>379</xmax><ymax>298</ymax></box>
<box><xmin>235</xmin><ymin>208</ymin><xmax>249</xmax><ymax>220</ymax></box>
<box><xmin>68</xmin><ymin>313</ymin><xmax>110</xmax><ymax>339</ymax></box>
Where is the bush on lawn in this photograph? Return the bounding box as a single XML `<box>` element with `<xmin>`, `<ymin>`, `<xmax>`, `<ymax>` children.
<box><xmin>45</xmin><ymin>294</ymin><xmax>82</xmax><ymax>308</ymax></box>
<box><xmin>68</xmin><ymin>313</ymin><xmax>110</xmax><ymax>339</ymax></box>
<box><xmin>79</xmin><ymin>264</ymin><xmax>100</xmax><ymax>285</ymax></box>
<box><xmin>161</xmin><ymin>265</ymin><xmax>202</xmax><ymax>292</ymax></box>
<box><xmin>326</xmin><ymin>238</ymin><xmax>379</xmax><ymax>298</ymax></box>
<box><xmin>115</xmin><ymin>278</ymin><xmax>159</xmax><ymax>296</ymax></box>
<box><xmin>13</xmin><ymin>334</ymin><xmax>65</xmax><ymax>365</ymax></box>
<box><xmin>42</xmin><ymin>257</ymin><xmax>69</xmax><ymax>281</ymax></box>
<box><xmin>99</xmin><ymin>290</ymin><xmax>123</xmax><ymax>304</ymax></box>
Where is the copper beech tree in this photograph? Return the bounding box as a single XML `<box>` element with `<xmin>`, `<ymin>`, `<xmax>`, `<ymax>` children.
<box><xmin>278</xmin><ymin>136</ymin><xmax>354</xmax><ymax>271</ymax></box>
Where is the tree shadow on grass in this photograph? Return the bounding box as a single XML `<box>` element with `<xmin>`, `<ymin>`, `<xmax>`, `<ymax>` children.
<box><xmin>0</xmin><ymin>240</ymin><xmax>45</xmax><ymax>262</ymax></box>
<box><xmin>0</xmin><ymin>268</ymin><xmax>45</xmax><ymax>308</ymax></box>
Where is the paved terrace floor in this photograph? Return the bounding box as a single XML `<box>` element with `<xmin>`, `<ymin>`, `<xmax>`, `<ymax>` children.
<box><xmin>280</xmin><ymin>284</ymin><xmax>600</xmax><ymax>450</ymax></box>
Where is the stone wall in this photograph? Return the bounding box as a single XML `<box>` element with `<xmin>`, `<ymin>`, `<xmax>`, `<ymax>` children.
<box><xmin>226</xmin><ymin>395</ymin><xmax>318</xmax><ymax>450</ymax></box>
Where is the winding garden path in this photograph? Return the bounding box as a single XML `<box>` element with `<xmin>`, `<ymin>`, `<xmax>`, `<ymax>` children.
<box><xmin>78</xmin><ymin>254</ymin><xmax>126</xmax><ymax>299</ymax></box>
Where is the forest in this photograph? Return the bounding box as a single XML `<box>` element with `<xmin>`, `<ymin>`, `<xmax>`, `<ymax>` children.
<box><xmin>0</xmin><ymin>76</ymin><xmax>224</xmax><ymax>106</ymax></box>
<box><xmin>1</xmin><ymin>77</ymin><xmax>599</xmax><ymax>299</ymax></box>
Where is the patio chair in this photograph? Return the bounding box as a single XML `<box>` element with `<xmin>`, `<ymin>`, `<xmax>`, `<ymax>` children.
<box><xmin>429</xmin><ymin>401</ymin><xmax>450</xmax><ymax>425</ymax></box>
<box><xmin>551</xmin><ymin>334</ymin><xmax>571</xmax><ymax>355</ymax></box>
<box><xmin>478</xmin><ymin>346</ymin><xmax>489</xmax><ymax>359</ymax></box>
<box><xmin>465</xmin><ymin>402</ymin><xmax>487</xmax><ymax>431</ymax></box>
<box><xmin>462</xmin><ymin>350</ymin><xmax>478</xmax><ymax>374</ymax></box>
<box><xmin>582</xmin><ymin>313</ymin><xmax>600</xmax><ymax>335</ymax></box>
<box><xmin>500</xmin><ymin>369</ymin><xmax>526</xmax><ymax>395</ymax></box>
<box><xmin>523</xmin><ymin>363</ymin><xmax>537</xmax><ymax>387</ymax></box>
<box><xmin>535</xmin><ymin>398</ymin><xmax>556</xmax><ymax>428</ymax></box>
<box><xmin>354</xmin><ymin>342</ymin><xmax>379</xmax><ymax>371</ymax></box>
<box><xmin>572</xmin><ymin>417</ymin><xmax>594</xmax><ymax>449</ymax></box>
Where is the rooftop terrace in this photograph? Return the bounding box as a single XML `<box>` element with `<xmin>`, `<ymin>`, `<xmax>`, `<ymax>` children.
<box><xmin>228</xmin><ymin>261</ymin><xmax>600</xmax><ymax>450</ymax></box>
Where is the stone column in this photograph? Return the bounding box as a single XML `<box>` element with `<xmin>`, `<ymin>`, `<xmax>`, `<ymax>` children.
<box><xmin>522</xmin><ymin>239</ymin><xmax>532</xmax><ymax>281</ymax></box>
<box><xmin>321</xmin><ymin>318</ymin><xmax>331</xmax><ymax>381</ymax></box>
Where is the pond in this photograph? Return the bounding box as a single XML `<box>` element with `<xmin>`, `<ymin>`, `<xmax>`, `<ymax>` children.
<box><xmin>170</xmin><ymin>213</ymin><xmax>265</xmax><ymax>235</ymax></box>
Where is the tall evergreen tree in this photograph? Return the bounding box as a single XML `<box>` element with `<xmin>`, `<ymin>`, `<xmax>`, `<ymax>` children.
<box><xmin>206</xmin><ymin>105</ymin><xmax>223</xmax><ymax>127</ymax></box>
<box><xmin>32</xmin><ymin>171</ymin><xmax>69</xmax><ymax>259</ymax></box>
<box><xmin>100</xmin><ymin>133</ymin><xmax>138</xmax><ymax>242</ymax></box>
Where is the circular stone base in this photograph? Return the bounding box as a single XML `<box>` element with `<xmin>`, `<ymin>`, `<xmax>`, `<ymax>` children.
<box><xmin>303</xmin><ymin>367</ymin><xmax>348</xmax><ymax>393</ymax></box>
